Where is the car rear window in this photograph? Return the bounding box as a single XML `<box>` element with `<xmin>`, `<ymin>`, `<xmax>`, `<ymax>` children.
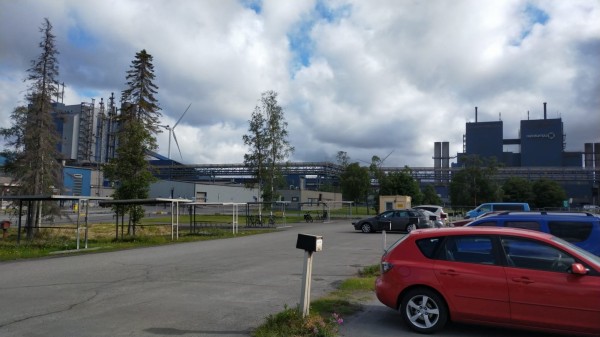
<box><xmin>505</xmin><ymin>221</ymin><xmax>541</xmax><ymax>231</ymax></box>
<box><xmin>548</xmin><ymin>221</ymin><xmax>594</xmax><ymax>243</ymax></box>
<box><xmin>416</xmin><ymin>237</ymin><xmax>442</xmax><ymax>258</ymax></box>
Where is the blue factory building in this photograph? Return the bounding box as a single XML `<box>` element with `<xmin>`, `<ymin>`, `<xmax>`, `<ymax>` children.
<box><xmin>459</xmin><ymin>103</ymin><xmax>583</xmax><ymax>167</ymax></box>
<box><xmin>454</xmin><ymin>103</ymin><xmax>599</xmax><ymax>205</ymax></box>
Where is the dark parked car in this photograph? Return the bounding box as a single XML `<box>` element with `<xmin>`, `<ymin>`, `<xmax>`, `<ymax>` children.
<box><xmin>376</xmin><ymin>227</ymin><xmax>600</xmax><ymax>335</ymax></box>
<box><xmin>466</xmin><ymin>211</ymin><xmax>600</xmax><ymax>256</ymax></box>
<box><xmin>352</xmin><ymin>209</ymin><xmax>433</xmax><ymax>233</ymax></box>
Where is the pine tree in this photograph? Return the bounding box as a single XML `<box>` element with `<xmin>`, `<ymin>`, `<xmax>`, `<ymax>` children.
<box><xmin>0</xmin><ymin>18</ymin><xmax>63</xmax><ymax>238</ymax></box>
<box><xmin>104</xmin><ymin>50</ymin><xmax>160</xmax><ymax>235</ymax></box>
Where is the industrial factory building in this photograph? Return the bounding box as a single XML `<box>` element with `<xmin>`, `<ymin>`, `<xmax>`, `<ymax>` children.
<box><xmin>434</xmin><ymin>103</ymin><xmax>598</xmax><ymax>205</ymax></box>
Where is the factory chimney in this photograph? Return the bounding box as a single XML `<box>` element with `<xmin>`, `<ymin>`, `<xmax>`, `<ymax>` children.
<box><xmin>475</xmin><ymin>106</ymin><xmax>478</xmax><ymax>123</ymax></box>
<box><xmin>543</xmin><ymin>102</ymin><xmax>547</xmax><ymax>119</ymax></box>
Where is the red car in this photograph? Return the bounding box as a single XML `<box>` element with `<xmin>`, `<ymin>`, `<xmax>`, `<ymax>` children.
<box><xmin>375</xmin><ymin>227</ymin><xmax>600</xmax><ymax>336</ymax></box>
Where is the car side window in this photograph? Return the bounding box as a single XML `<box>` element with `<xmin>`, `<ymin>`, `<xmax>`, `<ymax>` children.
<box><xmin>380</xmin><ymin>211</ymin><xmax>393</xmax><ymax>218</ymax></box>
<box><xmin>416</xmin><ymin>237</ymin><xmax>442</xmax><ymax>258</ymax></box>
<box><xmin>501</xmin><ymin>237</ymin><xmax>575</xmax><ymax>273</ymax></box>
<box><xmin>548</xmin><ymin>221</ymin><xmax>593</xmax><ymax>243</ymax></box>
<box><xmin>398</xmin><ymin>211</ymin><xmax>409</xmax><ymax>217</ymax></box>
<box><xmin>442</xmin><ymin>236</ymin><xmax>497</xmax><ymax>265</ymax></box>
<box><xmin>505</xmin><ymin>221</ymin><xmax>541</xmax><ymax>230</ymax></box>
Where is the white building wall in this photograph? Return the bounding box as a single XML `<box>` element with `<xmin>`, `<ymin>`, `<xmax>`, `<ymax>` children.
<box><xmin>149</xmin><ymin>181</ymin><xmax>258</xmax><ymax>203</ymax></box>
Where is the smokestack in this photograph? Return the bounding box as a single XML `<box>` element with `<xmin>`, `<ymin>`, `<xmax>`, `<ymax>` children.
<box><xmin>543</xmin><ymin>102</ymin><xmax>547</xmax><ymax>119</ymax></box>
<box><xmin>475</xmin><ymin>106</ymin><xmax>478</xmax><ymax>123</ymax></box>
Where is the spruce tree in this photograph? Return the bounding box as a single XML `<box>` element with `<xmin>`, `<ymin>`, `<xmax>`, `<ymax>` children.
<box><xmin>0</xmin><ymin>18</ymin><xmax>62</xmax><ymax>237</ymax></box>
<box><xmin>104</xmin><ymin>50</ymin><xmax>160</xmax><ymax>235</ymax></box>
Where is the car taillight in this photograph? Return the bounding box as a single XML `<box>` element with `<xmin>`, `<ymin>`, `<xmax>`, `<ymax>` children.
<box><xmin>381</xmin><ymin>261</ymin><xmax>394</xmax><ymax>273</ymax></box>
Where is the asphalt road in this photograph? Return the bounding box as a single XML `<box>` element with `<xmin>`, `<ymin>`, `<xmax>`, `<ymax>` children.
<box><xmin>0</xmin><ymin>220</ymin><xmax>563</xmax><ymax>337</ymax></box>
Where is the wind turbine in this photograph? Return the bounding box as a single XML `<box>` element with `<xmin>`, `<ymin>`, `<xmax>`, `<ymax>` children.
<box><xmin>160</xmin><ymin>103</ymin><xmax>191</xmax><ymax>161</ymax></box>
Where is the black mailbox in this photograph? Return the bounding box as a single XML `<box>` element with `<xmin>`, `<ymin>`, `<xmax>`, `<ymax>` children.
<box><xmin>296</xmin><ymin>233</ymin><xmax>323</xmax><ymax>252</ymax></box>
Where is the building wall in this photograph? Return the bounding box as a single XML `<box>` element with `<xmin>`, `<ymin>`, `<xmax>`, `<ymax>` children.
<box><xmin>520</xmin><ymin>118</ymin><xmax>564</xmax><ymax>166</ymax></box>
<box><xmin>149</xmin><ymin>181</ymin><xmax>258</xmax><ymax>203</ymax></box>
<box><xmin>279</xmin><ymin>190</ymin><xmax>342</xmax><ymax>210</ymax></box>
<box><xmin>379</xmin><ymin>195</ymin><xmax>412</xmax><ymax>213</ymax></box>
<box><xmin>466</xmin><ymin>121</ymin><xmax>503</xmax><ymax>161</ymax></box>
<box><xmin>63</xmin><ymin>166</ymin><xmax>92</xmax><ymax>196</ymax></box>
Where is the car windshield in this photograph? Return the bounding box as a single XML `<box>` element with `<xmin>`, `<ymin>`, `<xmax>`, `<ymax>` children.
<box><xmin>552</xmin><ymin>236</ymin><xmax>600</xmax><ymax>268</ymax></box>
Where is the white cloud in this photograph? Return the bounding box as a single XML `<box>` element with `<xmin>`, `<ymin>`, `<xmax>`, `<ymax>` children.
<box><xmin>0</xmin><ymin>0</ymin><xmax>598</xmax><ymax>168</ymax></box>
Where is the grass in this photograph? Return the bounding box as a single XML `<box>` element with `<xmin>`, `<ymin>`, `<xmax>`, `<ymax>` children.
<box><xmin>252</xmin><ymin>264</ymin><xmax>380</xmax><ymax>337</ymax></box>
<box><xmin>0</xmin><ymin>219</ymin><xmax>274</xmax><ymax>261</ymax></box>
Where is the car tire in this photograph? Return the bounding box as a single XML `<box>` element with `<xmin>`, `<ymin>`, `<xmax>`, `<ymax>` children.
<box><xmin>361</xmin><ymin>223</ymin><xmax>373</xmax><ymax>233</ymax></box>
<box><xmin>400</xmin><ymin>288</ymin><xmax>448</xmax><ymax>334</ymax></box>
<box><xmin>406</xmin><ymin>224</ymin><xmax>416</xmax><ymax>233</ymax></box>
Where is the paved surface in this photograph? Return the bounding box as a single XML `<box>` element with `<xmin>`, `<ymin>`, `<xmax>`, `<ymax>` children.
<box><xmin>0</xmin><ymin>220</ymin><xmax>387</xmax><ymax>337</ymax></box>
<box><xmin>0</xmin><ymin>220</ymin><xmax>564</xmax><ymax>337</ymax></box>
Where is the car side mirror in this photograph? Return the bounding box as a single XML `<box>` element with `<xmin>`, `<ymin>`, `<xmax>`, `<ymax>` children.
<box><xmin>570</xmin><ymin>263</ymin><xmax>588</xmax><ymax>275</ymax></box>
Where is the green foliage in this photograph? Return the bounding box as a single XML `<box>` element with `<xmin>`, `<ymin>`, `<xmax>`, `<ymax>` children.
<box><xmin>253</xmin><ymin>306</ymin><xmax>342</xmax><ymax>337</ymax></box>
<box><xmin>357</xmin><ymin>264</ymin><xmax>380</xmax><ymax>277</ymax></box>
<box><xmin>340</xmin><ymin>163</ymin><xmax>370</xmax><ymax>204</ymax></box>
<box><xmin>120</xmin><ymin>49</ymin><xmax>162</xmax><ymax>132</ymax></box>
<box><xmin>103</xmin><ymin>50</ymin><xmax>161</xmax><ymax>229</ymax></box>
<box><xmin>379</xmin><ymin>167</ymin><xmax>423</xmax><ymax>205</ymax></box>
<box><xmin>0</xmin><ymin>226</ymin><xmax>270</xmax><ymax>261</ymax></box>
<box><xmin>0</xmin><ymin>18</ymin><xmax>62</xmax><ymax>196</ymax></box>
<box><xmin>531</xmin><ymin>179</ymin><xmax>567</xmax><ymax>209</ymax></box>
<box><xmin>421</xmin><ymin>185</ymin><xmax>442</xmax><ymax>205</ymax></box>
<box><xmin>336</xmin><ymin>151</ymin><xmax>350</xmax><ymax>169</ymax></box>
<box><xmin>243</xmin><ymin>91</ymin><xmax>294</xmax><ymax>203</ymax></box>
<box><xmin>449</xmin><ymin>155</ymin><xmax>500</xmax><ymax>207</ymax></box>
<box><xmin>254</xmin><ymin>264</ymin><xmax>378</xmax><ymax>337</ymax></box>
<box><xmin>502</xmin><ymin>177</ymin><xmax>534</xmax><ymax>203</ymax></box>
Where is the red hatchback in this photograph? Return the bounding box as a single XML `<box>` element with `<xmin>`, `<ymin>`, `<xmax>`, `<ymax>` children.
<box><xmin>376</xmin><ymin>227</ymin><xmax>600</xmax><ymax>336</ymax></box>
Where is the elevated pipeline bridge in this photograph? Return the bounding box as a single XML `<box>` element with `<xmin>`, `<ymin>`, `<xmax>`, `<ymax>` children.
<box><xmin>149</xmin><ymin>161</ymin><xmax>598</xmax><ymax>187</ymax></box>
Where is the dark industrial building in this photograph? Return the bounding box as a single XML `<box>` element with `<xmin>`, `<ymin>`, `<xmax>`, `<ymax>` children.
<box><xmin>447</xmin><ymin>103</ymin><xmax>599</xmax><ymax>206</ymax></box>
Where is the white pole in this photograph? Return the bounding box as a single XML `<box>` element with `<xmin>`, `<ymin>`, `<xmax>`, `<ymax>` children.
<box><xmin>300</xmin><ymin>250</ymin><xmax>314</xmax><ymax>317</ymax></box>
<box><xmin>76</xmin><ymin>201</ymin><xmax>81</xmax><ymax>250</ymax></box>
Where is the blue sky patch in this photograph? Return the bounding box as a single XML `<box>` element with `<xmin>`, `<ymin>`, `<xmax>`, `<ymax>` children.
<box><xmin>514</xmin><ymin>3</ymin><xmax>550</xmax><ymax>45</ymax></box>
<box><xmin>240</xmin><ymin>0</ymin><xmax>262</xmax><ymax>14</ymax></box>
<box><xmin>288</xmin><ymin>0</ymin><xmax>351</xmax><ymax>77</ymax></box>
<box><xmin>76</xmin><ymin>88</ymin><xmax>100</xmax><ymax>99</ymax></box>
<box><xmin>67</xmin><ymin>24</ymin><xmax>97</xmax><ymax>49</ymax></box>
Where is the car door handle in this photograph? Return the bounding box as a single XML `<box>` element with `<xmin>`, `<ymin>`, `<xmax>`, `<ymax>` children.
<box><xmin>440</xmin><ymin>269</ymin><xmax>459</xmax><ymax>276</ymax></box>
<box><xmin>512</xmin><ymin>277</ymin><xmax>534</xmax><ymax>284</ymax></box>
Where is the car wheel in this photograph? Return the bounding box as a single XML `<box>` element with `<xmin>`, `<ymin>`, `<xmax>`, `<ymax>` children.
<box><xmin>406</xmin><ymin>224</ymin><xmax>416</xmax><ymax>233</ymax></box>
<box><xmin>400</xmin><ymin>288</ymin><xmax>448</xmax><ymax>334</ymax></box>
<box><xmin>361</xmin><ymin>223</ymin><xmax>373</xmax><ymax>233</ymax></box>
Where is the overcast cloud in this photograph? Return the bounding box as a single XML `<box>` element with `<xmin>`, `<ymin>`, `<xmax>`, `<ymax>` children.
<box><xmin>1</xmin><ymin>0</ymin><xmax>598</xmax><ymax>167</ymax></box>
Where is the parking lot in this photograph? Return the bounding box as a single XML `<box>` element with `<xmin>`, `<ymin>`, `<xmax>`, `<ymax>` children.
<box><xmin>0</xmin><ymin>220</ymin><xmax>567</xmax><ymax>337</ymax></box>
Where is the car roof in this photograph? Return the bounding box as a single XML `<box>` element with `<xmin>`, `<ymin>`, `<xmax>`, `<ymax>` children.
<box><xmin>410</xmin><ymin>226</ymin><xmax>555</xmax><ymax>240</ymax></box>
<box><xmin>414</xmin><ymin>205</ymin><xmax>443</xmax><ymax>208</ymax></box>
<box><xmin>476</xmin><ymin>211</ymin><xmax>598</xmax><ymax>220</ymax></box>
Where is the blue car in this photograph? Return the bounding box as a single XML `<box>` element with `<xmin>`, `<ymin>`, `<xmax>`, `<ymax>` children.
<box><xmin>466</xmin><ymin>211</ymin><xmax>600</xmax><ymax>256</ymax></box>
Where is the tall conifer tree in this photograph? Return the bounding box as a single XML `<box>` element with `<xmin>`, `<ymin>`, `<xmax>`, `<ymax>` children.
<box><xmin>104</xmin><ymin>50</ymin><xmax>160</xmax><ymax>234</ymax></box>
<box><xmin>0</xmin><ymin>18</ymin><xmax>62</xmax><ymax>237</ymax></box>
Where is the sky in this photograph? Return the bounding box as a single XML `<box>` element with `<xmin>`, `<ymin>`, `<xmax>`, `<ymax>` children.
<box><xmin>0</xmin><ymin>0</ymin><xmax>599</xmax><ymax>168</ymax></box>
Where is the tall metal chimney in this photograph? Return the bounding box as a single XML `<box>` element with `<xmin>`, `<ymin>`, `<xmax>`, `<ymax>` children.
<box><xmin>543</xmin><ymin>102</ymin><xmax>547</xmax><ymax>119</ymax></box>
<box><xmin>475</xmin><ymin>106</ymin><xmax>478</xmax><ymax>123</ymax></box>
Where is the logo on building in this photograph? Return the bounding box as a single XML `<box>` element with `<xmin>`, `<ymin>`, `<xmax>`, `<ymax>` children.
<box><xmin>526</xmin><ymin>132</ymin><xmax>556</xmax><ymax>140</ymax></box>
